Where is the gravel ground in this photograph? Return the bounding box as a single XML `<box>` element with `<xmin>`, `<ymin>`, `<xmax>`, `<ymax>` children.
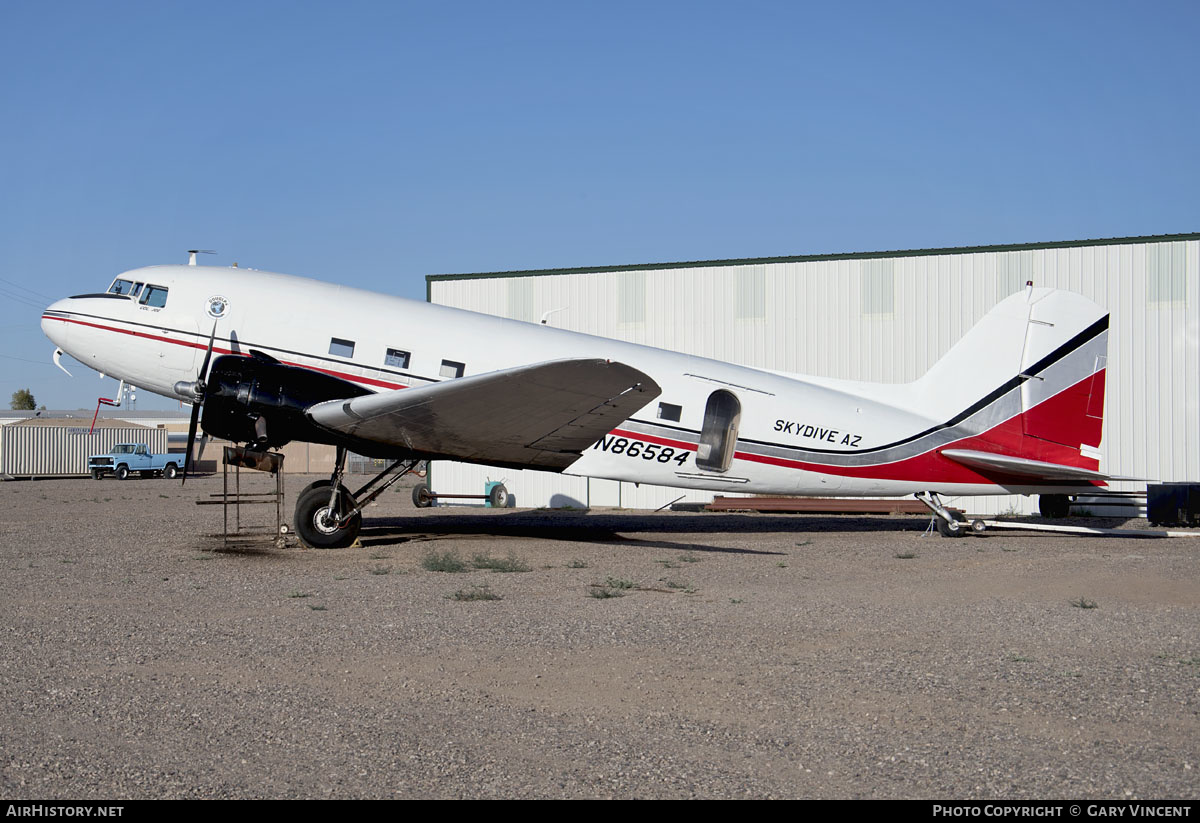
<box><xmin>1</xmin><ymin>473</ymin><xmax>1197</xmax><ymax>799</ymax></box>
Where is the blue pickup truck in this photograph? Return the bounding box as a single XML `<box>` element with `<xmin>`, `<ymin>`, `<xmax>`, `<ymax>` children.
<box><xmin>88</xmin><ymin>443</ymin><xmax>180</xmax><ymax>480</ymax></box>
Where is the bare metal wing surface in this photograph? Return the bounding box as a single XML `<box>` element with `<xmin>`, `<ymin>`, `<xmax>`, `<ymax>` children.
<box><xmin>306</xmin><ymin>358</ymin><xmax>661</xmax><ymax>469</ymax></box>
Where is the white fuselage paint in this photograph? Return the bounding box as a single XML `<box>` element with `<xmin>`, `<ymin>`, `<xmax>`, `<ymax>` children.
<box><xmin>42</xmin><ymin>265</ymin><xmax>1102</xmax><ymax>499</ymax></box>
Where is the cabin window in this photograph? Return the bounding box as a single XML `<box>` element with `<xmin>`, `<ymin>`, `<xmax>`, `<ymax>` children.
<box><xmin>696</xmin><ymin>390</ymin><xmax>741</xmax><ymax>472</ymax></box>
<box><xmin>384</xmin><ymin>348</ymin><xmax>411</xmax><ymax>369</ymax></box>
<box><xmin>657</xmin><ymin>402</ymin><xmax>682</xmax><ymax>422</ymax></box>
<box><xmin>440</xmin><ymin>359</ymin><xmax>465</xmax><ymax>379</ymax></box>
<box><xmin>139</xmin><ymin>285</ymin><xmax>169</xmax><ymax>308</ymax></box>
<box><xmin>329</xmin><ymin>338</ymin><xmax>355</xmax><ymax>358</ymax></box>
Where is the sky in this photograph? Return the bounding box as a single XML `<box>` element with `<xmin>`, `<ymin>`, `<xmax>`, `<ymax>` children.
<box><xmin>2</xmin><ymin>0</ymin><xmax>1198</xmax><ymax>411</ymax></box>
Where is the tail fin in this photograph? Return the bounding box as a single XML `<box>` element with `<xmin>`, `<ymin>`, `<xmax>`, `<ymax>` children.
<box><xmin>914</xmin><ymin>287</ymin><xmax>1108</xmax><ymax>471</ymax></box>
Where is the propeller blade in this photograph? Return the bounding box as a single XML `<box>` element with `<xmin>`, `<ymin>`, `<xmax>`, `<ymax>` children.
<box><xmin>181</xmin><ymin>321</ymin><xmax>220</xmax><ymax>485</ymax></box>
<box><xmin>182</xmin><ymin>400</ymin><xmax>201</xmax><ymax>485</ymax></box>
<box><xmin>198</xmin><ymin>319</ymin><xmax>218</xmax><ymax>384</ymax></box>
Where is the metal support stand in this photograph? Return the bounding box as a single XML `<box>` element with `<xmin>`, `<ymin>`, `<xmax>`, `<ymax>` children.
<box><xmin>196</xmin><ymin>446</ymin><xmax>286</xmax><ymax>547</ymax></box>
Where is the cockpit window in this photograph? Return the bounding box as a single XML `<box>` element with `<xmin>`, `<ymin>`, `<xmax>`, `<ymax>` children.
<box><xmin>108</xmin><ymin>279</ymin><xmax>134</xmax><ymax>295</ymax></box>
<box><xmin>139</xmin><ymin>285</ymin><xmax>169</xmax><ymax>308</ymax></box>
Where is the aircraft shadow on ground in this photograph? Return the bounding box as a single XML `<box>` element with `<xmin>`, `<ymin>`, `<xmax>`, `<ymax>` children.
<box><xmin>357</xmin><ymin>511</ymin><xmax>928</xmax><ymax>553</ymax></box>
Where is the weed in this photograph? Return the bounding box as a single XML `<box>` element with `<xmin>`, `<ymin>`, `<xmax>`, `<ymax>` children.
<box><xmin>795</xmin><ymin>539</ymin><xmax>813</xmax><ymax>547</ymax></box>
<box><xmin>333</xmin><ymin>575</ymin><xmax>350</xmax><ymax>581</ymax></box>
<box><xmin>664</xmin><ymin>580</ymin><xmax>689</xmax><ymax>590</ymax></box>
<box><xmin>158</xmin><ymin>494</ymin><xmax>170</xmax><ymax>499</ymax></box>
<box><xmin>368</xmin><ymin>551</ymin><xmax>391</xmax><ymax>560</ymax></box>
<box><xmin>1007</xmin><ymin>654</ymin><xmax>1034</xmax><ymax>663</ymax></box>
<box><xmin>288</xmin><ymin>590</ymin><xmax>311</xmax><ymax>598</ymax></box>
<box><xmin>1001</xmin><ymin>547</ymin><xmax>1018</xmax><ymax>553</ymax></box>
<box><xmin>588</xmin><ymin>586</ymin><xmax>625</xmax><ymax>599</ymax></box>
<box><xmin>655</xmin><ymin>559</ymin><xmax>679</xmax><ymax>569</ymax></box>
<box><xmin>369</xmin><ymin>565</ymin><xmax>392</xmax><ymax>575</ymax></box>
<box><xmin>776</xmin><ymin>561</ymin><xmax>788</xmax><ymax>568</ymax></box>
<box><xmin>679</xmin><ymin>552</ymin><xmax>701</xmax><ymax>563</ymax></box>
<box><xmin>309</xmin><ymin>604</ymin><xmax>327</xmax><ymax>611</ymax></box>
<box><xmin>1070</xmin><ymin>597</ymin><xmax>1099</xmax><ymax>609</ymax></box>
<box><xmin>894</xmin><ymin>551</ymin><xmax>918</xmax><ymax>560</ymax></box>
<box><xmin>471</xmin><ymin>553</ymin><xmax>530</xmax><ymax>573</ymax></box>
<box><xmin>449</xmin><ymin>584</ymin><xmax>502</xmax><ymax>602</ymax></box>
<box><xmin>729</xmin><ymin>598</ymin><xmax>744</xmax><ymax>604</ymax></box>
<box><xmin>420</xmin><ymin>551</ymin><xmax>467</xmax><ymax>573</ymax></box>
<box><xmin>567</xmin><ymin>559</ymin><xmax>588</xmax><ymax>569</ymax></box>
<box><xmin>604</xmin><ymin>577</ymin><xmax>635</xmax><ymax>589</ymax></box>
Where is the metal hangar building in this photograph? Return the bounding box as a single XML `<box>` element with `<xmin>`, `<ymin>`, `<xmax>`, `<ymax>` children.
<box><xmin>427</xmin><ymin>232</ymin><xmax>1199</xmax><ymax>515</ymax></box>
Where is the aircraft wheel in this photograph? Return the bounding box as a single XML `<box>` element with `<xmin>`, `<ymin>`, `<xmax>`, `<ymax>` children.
<box><xmin>163</xmin><ymin>463</ymin><xmax>178</xmax><ymax>480</ymax></box>
<box><xmin>295</xmin><ymin>485</ymin><xmax>361</xmax><ymax>549</ymax></box>
<box><xmin>488</xmin><ymin>483</ymin><xmax>509</xmax><ymax>508</ymax></box>
<box><xmin>1039</xmin><ymin>494</ymin><xmax>1071</xmax><ymax>519</ymax></box>
<box><xmin>935</xmin><ymin>510</ymin><xmax>969</xmax><ymax>538</ymax></box>
<box><xmin>412</xmin><ymin>483</ymin><xmax>433</xmax><ymax>508</ymax></box>
<box><xmin>115</xmin><ymin>465</ymin><xmax>130</xmax><ymax>481</ymax></box>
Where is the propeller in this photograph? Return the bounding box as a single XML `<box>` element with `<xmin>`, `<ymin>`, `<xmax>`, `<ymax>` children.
<box><xmin>175</xmin><ymin>320</ymin><xmax>220</xmax><ymax>484</ymax></box>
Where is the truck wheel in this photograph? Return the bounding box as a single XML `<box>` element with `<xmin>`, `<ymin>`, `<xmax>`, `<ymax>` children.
<box><xmin>412</xmin><ymin>483</ymin><xmax>433</xmax><ymax>508</ymax></box>
<box><xmin>1039</xmin><ymin>494</ymin><xmax>1071</xmax><ymax>519</ymax></box>
<box><xmin>295</xmin><ymin>485</ymin><xmax>361</xmax><ymax>549</ymax></box>
<box><xmin>91</xmin><ymin>469</ymin><xmax>103</xmax><ymax>480</ymax></box>
<box><xmin>115</xmin><ymin>465</ymin><xmax>130</xmax><ymax>481</ymax></box>
<box><xmin>163</xmin><ymin>463</ymin><xmax>178</xmax><ymax>480</ymax></box>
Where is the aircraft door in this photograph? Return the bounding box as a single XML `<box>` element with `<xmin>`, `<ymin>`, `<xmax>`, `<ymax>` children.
<box><xmin>696</xmin><ymin>390</ymin><xmax>741</xmax><ymax>472</ymax></box>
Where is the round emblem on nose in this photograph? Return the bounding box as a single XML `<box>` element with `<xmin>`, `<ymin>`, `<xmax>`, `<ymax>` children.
<box><xmin>206</xmin><ymin>296</ymin><xmax>229</xmax><ymax>318</ymax></box>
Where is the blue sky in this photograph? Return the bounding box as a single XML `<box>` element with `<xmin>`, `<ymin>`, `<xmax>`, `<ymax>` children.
<box><xmin>3</xmin><ymin>0</ymin><xmax>1198</xmax><ymax>410</ymax></box>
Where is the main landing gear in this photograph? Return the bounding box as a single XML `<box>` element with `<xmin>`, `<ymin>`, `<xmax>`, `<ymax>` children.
<box><xmin>294</xmin><ymin>447</ymin><xmax>422</xmax><ymax>549</ymax></box>
<box><xmin>916</xmin><ymin>491</ymin><xmax>987</xmax><ymax>538</ymax></box>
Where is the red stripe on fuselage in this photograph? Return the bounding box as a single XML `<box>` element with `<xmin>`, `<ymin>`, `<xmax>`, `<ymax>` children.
<box><xmin>42</xmin><ymin>314</ymin><xmax>408</xmax><ymax>391</ymax></box>
<box><xmin>614</xmin><ymin>372</ymin><xmax>1106</xmax><ymax>487</ymax></box>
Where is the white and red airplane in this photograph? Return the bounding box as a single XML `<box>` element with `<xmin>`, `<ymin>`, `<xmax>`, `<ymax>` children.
<box><xmin>41</xmin><ymin>258</ymin><xmax>1111</xmax><ymax>547</ymax></box>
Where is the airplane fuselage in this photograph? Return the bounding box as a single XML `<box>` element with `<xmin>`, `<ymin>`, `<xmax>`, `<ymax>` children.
<box><xmin>42</xmin><ymin>264</ymin><xmax>1108</xmax><ymax>500</ymax></box>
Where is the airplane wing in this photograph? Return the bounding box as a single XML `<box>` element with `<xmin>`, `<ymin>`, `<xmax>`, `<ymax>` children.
<box><xmin>939</xmin><ymin>449</ymin><xmax>1120</xmax><ymax>482</ymax></box>
<box><xmin>307</xmin><ymin>358</ymin><xmax>661</xmax><ymax>469</ymax></box>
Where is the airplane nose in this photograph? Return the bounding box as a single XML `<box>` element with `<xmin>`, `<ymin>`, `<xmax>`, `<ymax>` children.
<box><xmin>41</xmin><ymin>297</ymin><xmax>73</xmax><ymax>349</ymax></box>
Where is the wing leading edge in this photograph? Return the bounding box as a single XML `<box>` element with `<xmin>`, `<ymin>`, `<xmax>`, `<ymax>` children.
<box><xmin>307</xmin><ymin>358</ymin><xmax>661</xmax><ymax>469</ymax></box>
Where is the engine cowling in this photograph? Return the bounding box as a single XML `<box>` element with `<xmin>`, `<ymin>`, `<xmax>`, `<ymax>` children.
<box><xmin>200</xmin><ymin>354</ymin><xmax>371</xmax><ymax>448</ymax></box>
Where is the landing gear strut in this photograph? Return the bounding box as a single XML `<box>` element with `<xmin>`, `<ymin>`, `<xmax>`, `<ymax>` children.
<box><xmin>293</xmin><ymin>447</ymin><xmax>422</xmax><ymax>549</ymax></box>
<box><xmin>916</xmin><ymin>491</ymin><xmax>986</xmax><ymax>538</ymax></box>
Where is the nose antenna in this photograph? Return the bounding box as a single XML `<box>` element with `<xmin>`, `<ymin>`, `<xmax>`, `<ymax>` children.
<box><xmin>188</xmin><ymin>249</ymin><xmax>216</xmax><ymax>266</ymax></box>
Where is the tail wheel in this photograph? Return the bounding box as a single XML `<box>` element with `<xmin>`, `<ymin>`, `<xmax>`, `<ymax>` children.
<box><xmin>936</xmin><ymin>510</ymin><xmax>969</xmax><ymax>538</ymax></box>
<box><xmin>412</xmin><ymin>483</ymin><xmax>433</xmax><ymax>508</ymax></box>
<box><xmin>295</xmin><ymin>485</ymin><xmax>361</xmax><ymax>549</ymax></box>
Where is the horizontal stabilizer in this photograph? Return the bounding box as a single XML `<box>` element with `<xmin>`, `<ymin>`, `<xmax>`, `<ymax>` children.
<box><xmin>307</xmin><ymin>358</ymin><xmax>660</xmax><ymax>469</ymax></box>
<box><xmin>940</xmin><ymin>449</ymin><xmax>1117</xmax><ymax>482</ymax></box>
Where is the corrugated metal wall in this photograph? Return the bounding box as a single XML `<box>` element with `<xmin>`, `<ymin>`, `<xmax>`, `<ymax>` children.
<box><xmin>1</xmin><ymin>426</ymin><xmax>169</xmax><ymax>477</ymax></box>
<box><xmin>429</xmin><ymin>237</ymin><xmax>1199</xmax><ymax>514</ymax></box>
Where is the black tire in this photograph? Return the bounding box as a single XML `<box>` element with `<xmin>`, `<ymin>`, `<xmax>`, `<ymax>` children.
<box><xmin>1039</xmin><ymin>494</ymin><xmax>1071</xmax><ymax>519</ymax></box>
<box><xmin>412</xmin><ymin>483</ymin><xmax>433</xmax><ymax>508</ymax></box>
<box><xmin>115</xmin><ymin>465</ymin><xmax>130</xmax><ymax>481</ymax></box>
<box><xmin>936</xmin><ymin>510</ymin><xmax>968</xmax><ymax>538</ymax></box>
<box><xmin>294</xmin><ymin>485</ymin><xmax>361</xmax><ymax>549</ymax></box>
<box><xmin>488</xmin><ymin>483</ymin><xmax>509</xmax><ymax>508</ymax></box>
<box><xmin>163</xmin><ymin>463</ymin><xmax>178</xmax><ymax>480</ymax></box>
<box><xmin>91</xmin><ymin>468</ymin><xmax>103</xmax><ymax>480</ymax></box>
<box><xmin>296</xmin><ymin>479</ymin><xmax>333</xmax><ymax>500</ymax></box>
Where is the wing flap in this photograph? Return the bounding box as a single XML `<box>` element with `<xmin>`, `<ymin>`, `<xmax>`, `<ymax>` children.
<box><xmin>308</xmin><ymin>358</ymin><xmax>660</xmax><ymax>469</ymax></box>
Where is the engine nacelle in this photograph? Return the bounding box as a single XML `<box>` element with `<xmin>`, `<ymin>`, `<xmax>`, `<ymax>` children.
<box><xmin>200</xmin><ymin>354</ymin><xmax>371</xmax><ymax>448</ymax></box>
